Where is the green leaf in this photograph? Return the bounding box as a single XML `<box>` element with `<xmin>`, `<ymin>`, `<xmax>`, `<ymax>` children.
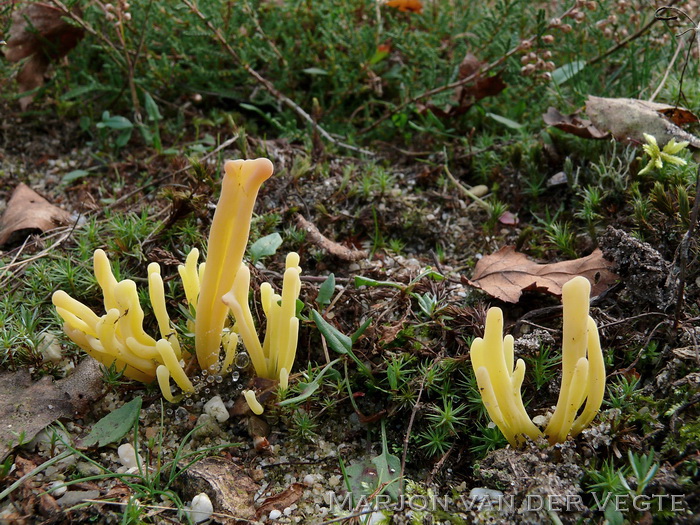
<box><xmin>486</xmin><ymin>112</ymin><xmax>523</xmax><ymax>130</ymax></box>
<box><xmin>354</xmin><ymin>275</ymin><xmax>402</xmax><ymax>290</ymax></box>
<box><xmin>62</xmin><ymin>169</ymin><xmax>91</xmax><ymax>184</ymax></box>
<box><xmin>143</xmin><ymin>92</ymin><xmax>162</xmax><ymax>121</ymax></box>
<box><xmin>97</xmin><ymin>115</ymin><xmax>133</xmax><ymax>130</ymax></box>
<box><xmin>302</xmin><ymin>67</ymin><xmax>329</xmax><ymax>75</ymax></box>
<box><xmin>82</xmin><ymin>397</ymin><xmax>142</xmax><ymax>448</ymax></box>
<box><xmin>311</xmin><ymin>310</ymin><xmax>352</xmax><ymax>354</ymax></box>
<box><xmin>316</xmin><ymin>273</ymin><xmax>335</xmax><ymax>307</ymax></box>
<box><xmin>277</xmin><ymin>359</ymin><xmax>340</xmax><ymax>406</ymax></box>
<box><xmin>551</xmin><ymin>60</ymin><xmax>586</xmax><ymax>86</ymax></box>
<box><xmin>248</xmin><ymin>232</ymin><xmax>282</xmax><ymax>263</ymax></box>
<box><xmin>373</xmin><ymin>421</ymin><xmax>401</xmax><ymax>500</ymax></box>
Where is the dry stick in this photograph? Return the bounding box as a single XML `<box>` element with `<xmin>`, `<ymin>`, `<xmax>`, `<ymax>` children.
<box><xmin>672</xmin><ymin>164</ymin><xmax>700</xmax><ymax>333</ymax></box>
<box><xmin>649</xmin><ymin>34</ymin><xmax>685</xmax><ymax>102</ymax></box>
<box><xmin>360</xmin><ymin>3</ymin><xmax>581</xmax><ymax>135</ymax></box>
<box><xmin>587</xmin><ymin>13</ymin><xmax>664</xmax><ymax>67</ymax></box>
<box><xmin>182</xmin><ymin>0</ymin><xmax>372</xmax><ymax>156</ymax></box>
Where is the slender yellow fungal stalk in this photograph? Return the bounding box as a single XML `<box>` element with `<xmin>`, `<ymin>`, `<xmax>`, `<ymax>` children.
<box><xmin>545</xmin><ymin>276</ymin><xmax>592</xmax><ymax>442</ymax></box>
<box><xmin>221</xmin><ymin>332</ymin><xmax>238</xmax><ymax>374</ymax></box>
<box><xmin>148</xmin><ymin>263</ymin><xmax>181</xmax><ymax>357</ymax></box>
<box><xmin>570</xmin><ymin>316</ymin><xmax>606</xmax><ymax>436</ymax></box>
<box><xmin>195</xmin><ymin>158</ymin><xmax>274</xmax><ymax>371</ymax></box>
<box><xmin>221</xmin><ymin>264</ymin><xmax>267</xmax><ymax>376</ymax></box>
<box><xmin>156</xmin><ymin>365</ymin><xmax>175</xmax><ymax>403</ymax></box>
<box><xmin>279</xmin><ymin>368</ymin><xmax>289</xmax><ymax>391</ymax></box>
<box><xmin>470</xmin><ymin>308</ymin><xmax>540</xmax><ymax>447</ymax></box>
<box><xmin>93</xmin><ymin>249</ymin><xmax>119</xmax><ymax>311</ymax></box>
<box><xmin>243</xmin><ymin>390</ymin><xmax>264</xmax><ymax>415</ymax></box>
<box><xmin>178</xmin><ymin>248</ymin><xmax>201</xmax><ymax>307</ymax></box>
<box><xmin>222</xmin><ymin>253</ymin><xmax>302</xmax><ymax>384</ymax></box>
<box><xmin>471</xmin><ymin>276</ymin><xmax>607</xmax><ymax>447</ymax></box>
<box><xmin>53</xmin><ymin>158</ymin><xmax>303</xmax><ymax>403</ymax></box>
<box><xmin>156</xmin><ymin>339</ymin><xmax>194</xmax><ymax>393</ymax></box>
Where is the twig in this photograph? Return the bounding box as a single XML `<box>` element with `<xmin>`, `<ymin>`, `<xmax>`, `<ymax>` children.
<box><xmin>587</xmin><ymin>5</ymin><xmax>673</xmax><ymax>67</ymax></box>
<box><xmin>182</xmin><ymin>0</ymin><xmax>372</xmax><ymax>156</ymax></box>
<box><xmin>649</xmin><ymin>32</ymin><xmax>685</xmax><ymax>102</ymax></box>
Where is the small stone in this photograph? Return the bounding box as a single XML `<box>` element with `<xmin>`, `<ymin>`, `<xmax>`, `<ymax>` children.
<box><xmin>57</xmin><ymin>490</ymin><xmax>101</xmax><ymax>507</ymax></box>
<box><xmin>203</xmin><ymin>395</ymin><xmax>229</xmax><ymax>423</ymax></box>
<box><xmin>268</xmin><ymin>509</ymin><xmax>282</xmax><ymax>520</ymax></box>
<box><xmin>117</xmin><ymin>443</ymin><xmax>140</xmax><ymax>470</ymax></box>
<box><xmin>303</xmin><ymin>474</ymin><xmax>315</xmax><ymax>486</ymax></box>
<box><xmin>193</xmin><ymin>414</ymin><xmax>221</xmax><ymax>439</ymax></box>
<box><xmin>328</xmin><ymin>475</ymin><xmax>340</xmax><ymax>487</ymax></box>
<box><xmin>186</xmin><ymin>493</ymin><xmax>213</xmax><ymax>523</ymax></box>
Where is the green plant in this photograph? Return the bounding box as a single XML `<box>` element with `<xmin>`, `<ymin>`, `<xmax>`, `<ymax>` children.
<box><xmin>605</xmin><ymin>375</ymin><xmax>641</xmax><ymax>410</ymax></box>
<box><xmin>544</xmin><ymin>220</ymin><xmax>578</xmax><ymax>258</ymax></box>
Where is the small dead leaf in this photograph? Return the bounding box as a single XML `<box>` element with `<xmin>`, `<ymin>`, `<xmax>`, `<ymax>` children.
<box><xmin>177</xmin><ymin>456</ymin><xmax>258</xmax><ymax>524</ymax></box>
<box><xmin>423</xmin><ymin>53</ymin><xmax>506</xmax><ymax>118</ymax></box>
<box><xmin>3</xmin><ymin>3</ymin><xmax>84</xmax><ymax>109</ymax></box>
<box><xmin>585</xmin><ymin>96</ymin><xmax>700</xmax><ymax>148</ymax></box>
<box><xmin>466</xmin><ymin>247</ymin><xmax>617</xmax><ymax>303</ymax></box>
<box><xmin>256</xmin><ymin>483</ymin><xmax>304</xmax><ymax>519</ymax></box>
<box><xmin>385</xmin><ymin>0</ymin><xmax>423</xmax><ymax>13</ymax></box>
<box><xmin>0</xmin><ymin>359</ymin><xmax>103</xmax><ymax>462</ymax></box>
<box><xmin>543</xmin><ymin>106</ymin><xmax>610</xmax><ymax>140</ymax></box>
<box><xmin>0</xmin><ymin>183</ymin><xmax>72</xmax><ymax>246</ymax></box>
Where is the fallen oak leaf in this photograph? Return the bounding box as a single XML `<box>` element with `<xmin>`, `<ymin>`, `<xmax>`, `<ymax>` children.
<box><xmin>0</xmin><ymin>183</ymin><xmax>72</xmax><ymax>247</ymax></box>
<box><xmin>465</xmin><ymin>246</ymin><xmax>617</xmax><ymax>303</ymax></box>
<box><xmin>0</xmin><ymin>359</ymin><xmax>103</xmax><ymax>462</ymax></box>
<box><xmin>585</xmin><ymin>96</ymin><xmax>700</xmax><ymax>148</ymax></box>
<box><xmin>256</xmin><ymin>483</ymin><xmax>304</xmax><ymax>519</ymax></box>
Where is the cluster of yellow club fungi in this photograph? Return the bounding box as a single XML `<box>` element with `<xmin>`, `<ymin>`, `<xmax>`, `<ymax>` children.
<box><xmin>470</xmin><ymin>276</ymin><xmax>605</xmax><ymax>447</ymax></box>
<box><xmin>52</xmin><ymin>158</ymin><xmax>301</xmax><ymax>412</ymax></box>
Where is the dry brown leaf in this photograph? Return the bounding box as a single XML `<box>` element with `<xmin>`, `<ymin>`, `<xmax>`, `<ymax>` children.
<box><xmin>177</xmin><ymin>456</ymin><xmax>258</xmax><ymax>524</ymax></box>
<box><xmin>466</xmin><ymin>247</ymin><xmax>617</xmax><ymax>303</ymax></box>
<box><xmin>422</xmin><ymin>52</ymin><xmax>506</xmax><ymax>118</ymax></box>
<box><xmin>256</xmin><ymin>483</ymin><xmax>304</xmax><ymax>519</ymax></box>
<box><xmin>3</xmin><ymin>3</ymin><xmax>84</xmax><ymax>109</ymax></box>
<box><xmin>585</xmin><ymin>96</ymin><xmax>700</xmax><ymax>148</ymax></box>
<box><xmin>542</xmin><ymin>106</ymin><xmax>610</xmax><ymax>140</ymax></box>
<box><xmin>0</xmin><ymin>183</ymin><xmax>72</xmax><ymax>246</ymax></box>
<box><xmin>0</xmin><ymin>359</ymin><xmax>103</xmax><ymax>462</ymax></box>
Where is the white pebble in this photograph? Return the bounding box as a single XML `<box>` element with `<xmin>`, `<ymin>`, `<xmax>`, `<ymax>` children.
<box><xmin>117</xmin><ymin>444</ymin><xmax>140</xmax><ymax>470</ymax></box>
<box><xmin>186</xmin><ymin>493</ymin><xmax>213</xmax><ymax>523</ymax></box>
<box><xmin>327</xmin><ymin>475</ymin><xmax>340</xmax><ymax>487</ymax></box>
<box><xmin>303</xmin><ymin>474</ymin><xmax>315</xmax><ymax>486</ymax></box>
<box><xmin>268</xmin><ymin>509</ymin><xmax>282</xmax><ymax>520</ymax></box>
<box><xmin>203</xmin><ymin>396</ymin><xmax>229</xmax><ymax>423</ymax></box>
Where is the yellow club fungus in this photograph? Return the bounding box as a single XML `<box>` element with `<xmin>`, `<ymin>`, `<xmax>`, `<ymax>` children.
<box><xmin>222</xmin><ymin>252</ymin><xmax>301</xmax><ymax>386</ymax></box>
<box><xmin>470</xmin><ymin>276</ymin><xmax>606</xmax><ymax>447</ymax></box>
<box><xmin>52</xmin><ymin>158</ymin><xmax>302</xmax><ymax>403</ymax></box>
